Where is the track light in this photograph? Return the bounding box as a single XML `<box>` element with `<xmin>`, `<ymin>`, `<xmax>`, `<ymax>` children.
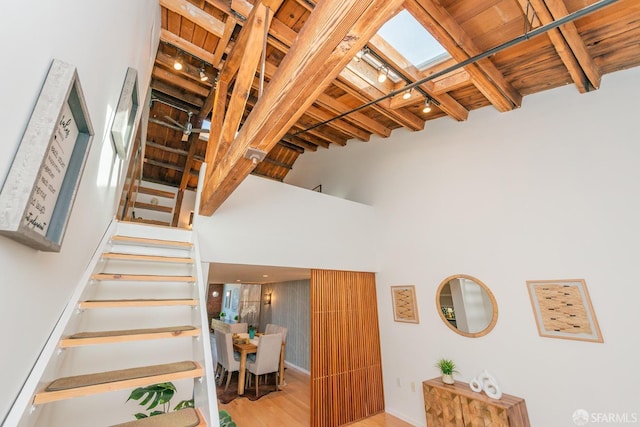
<box><xmin>423</xmin><ymin>98</ymin><xmax>432</xmax><ymax>113</ymax></box>
<box><xmin>354</xmin><ymin>49</ymin><xmax>364</xmax><ymax>62</ymax></box>
<box><xmin>403</xmin><ymin>88</ymin><xmax>412</xmax><ymax>100</ymax></box>
<box><xmin>173</xmin><ymin>54</ymin><xmax>184</xmax><ymax>71</ymax></box>
<box><xmin>199</xmin><ymin>67</ymin><xmax>208</xmax><ymax>82</ymax></box>
<box><xmin>377</xmin><ymin>65</ymin><xmax>389</xmax><ymax>83</ymax></box>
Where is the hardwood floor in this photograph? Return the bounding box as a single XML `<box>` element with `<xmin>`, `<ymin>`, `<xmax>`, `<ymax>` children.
<box><xmin>219</xmin><ymin>367</ymin><xmax>414</xmax><ymax>426</ymax></box>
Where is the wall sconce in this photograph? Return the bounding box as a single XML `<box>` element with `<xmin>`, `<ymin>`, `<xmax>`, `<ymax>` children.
<box><xmin>264</xmin><ymin>292</ymin><xmax>272</xmax><ymax>305</ymax></box>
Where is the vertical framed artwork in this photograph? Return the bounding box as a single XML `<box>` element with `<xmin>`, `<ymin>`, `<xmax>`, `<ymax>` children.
<box><xmin>391</xmin><ymin>285</ymin><xmax>420</xmax><ymax>323</ymax></box>
<box><xmin>527</xmin><ymin>279</ymin><xmax>603</xmax><ymax>343</ymax></box>
<box><xmin>111</xmin><ymin>67</ymin><xmax>139</xmax><ymax>159</ymax></box>
<box><xmin>0</xmin><ymin>59</ymin><xmax>94</xmax><ymax>252</ymax></box>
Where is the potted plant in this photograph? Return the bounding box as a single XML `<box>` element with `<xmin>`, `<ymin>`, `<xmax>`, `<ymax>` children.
<box><xmin>219</xmin><ymin>312</ymin><xmax>226</xmax><ymax>321</ymax></box>
<box><xmin>126</xmin><ymin>382</ymin><xmax>193</xmax><ymax>419</ymax></box>
<box><xmin>435</xmin><ymin>358</ymin><xmax>458</xmax><ymax>385</ymax></box>
<box><xmin>219</xmin><ymin>409</ymin><xmax>237</xmax><ymax>427</ymax></box>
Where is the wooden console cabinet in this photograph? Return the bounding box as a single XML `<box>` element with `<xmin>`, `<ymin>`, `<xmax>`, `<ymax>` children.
<box><xmin>423</xmin><ymin>377</ymin><xmax>530</xmax><ymax>427</ymax></box>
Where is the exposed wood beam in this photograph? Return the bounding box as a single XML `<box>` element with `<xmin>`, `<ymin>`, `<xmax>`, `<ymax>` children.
<box><xmin>152</xmin><ymin>67</ymin><xmax>210</xmax><ymax>98</ymax></box>
<box><xmin>146</xmin><ymin>141</ymin><xmax>205</xmax><ymax>161</ymax></box>
<box><xmin>212</xmin><ymin>16</ymin><xmax>237</xmax><ymax>67</ymax></box>
<box><xmin>160</xmin><ymin>0</ymin><xmax>225</xmax><ymax>37</ymax></box>
<box><xmin>263</xmin><ymin>157</ymin><xmax>293</xmax><ymax>170</ymax></box>
<box><xmin>144</xmin><ymin>158</ymin><xmax>197</xmax><ymax>175</ymax></box>
<box><xmin>530</xmin><ymin>0</ymin><xmax>601</xmax><ymax>91</ymax></box>
<box><xmin>368</xmin><ymin>34</ymin><xmax>468</xmax><ymax>121</ymax></box>
<box><xmin>333</xmin><ymin>77</ymin><xmax>424</xmax><ymax>131</ymax></box>
<box><xmin>316</xmin><ymin>93</ymin><xmax>392</xmax><ymax>138</ymax></box>
<box><xmin>218</xmin><ymin>3</ymin><xmax>274</xmax><ymax>160</ymax></box>
<box><xmin>160</xmin><ymin>29</ymin><xmax>216</xmax><ymax>65</ymax></box>
<box><xmin>304</xmin><ymin>105</ymin><xmax>371</xmax><ymax>142</ymax></box>
<box><xmin>150</xmin><ymin>80</ymin><xmax>204</xmax><ymax>108</ymax></box>
<box><xmin>155</xmin><ymin>52</ymin><xmax>214</xmax><ymax>87</ymax></box>
<box><xmin>200</xmin><ymin>0</ymin><xmax>405</xmax><ymax>215</ymax></box>
<box><xmin>215</xmin><ymin>0</ymin><xmax>410</xmax><ymax>136</ymax></box>
<box><xmin>278</xmin><ymin>140</ymin><xmax>307</xmax><ymax>153</ymax></box>
<box><xmin>282</xmin><ymin>134</ymin><xmax>319</xmax><ymax>152</ymax></box>
<box><xmin>405</xmin><ymin>0</ymin><xmax>522</xmax><ymax>112</ymax></box>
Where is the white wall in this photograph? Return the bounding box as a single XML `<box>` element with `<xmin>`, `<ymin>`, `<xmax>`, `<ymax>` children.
<box><xmin>286</xmin><ymin>67</ymin><xmax>640</xmax><ymax>426</ymax></box>
<box><xmin>0</xmin><ymin>1</ymin><xmax>159</xmax><ymax>421</ymax></box>
<box><xmin>196</xmin><ymin>174</ymin><xmax>379</xmax><ymax>273</ymax></box>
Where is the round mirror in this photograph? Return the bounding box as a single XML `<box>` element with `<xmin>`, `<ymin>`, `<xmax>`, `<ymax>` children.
<box><xmin>436</xmin><ymin>274</ymin><xmax>498</xmax><ymax>338</ymax></box>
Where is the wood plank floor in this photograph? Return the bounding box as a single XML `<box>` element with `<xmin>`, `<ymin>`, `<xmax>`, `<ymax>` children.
<box><xmin>219</xmin><ymin>367</ymin><xmax>414</xmax><ymax>426</ymax></box>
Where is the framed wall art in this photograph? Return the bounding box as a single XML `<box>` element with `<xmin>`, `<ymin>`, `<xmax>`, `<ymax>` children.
<box><xmin>391</xmin><ymin>285</ymin><xmax>420</xmax><ymax>323</ymax></box>
<box><xmin>111</xmin><ymin>67</ymin><xmax>139</xmax><ymax>159</ymax></box>
<box><xmin>0</xmin><ymin>59</ymin><xmax>94</xmax><ymax>252</ymax></box>
<box><xmin>527</xmin><ymin>279</ymin><xmax>603</xmax><ymax>343</ymax></box>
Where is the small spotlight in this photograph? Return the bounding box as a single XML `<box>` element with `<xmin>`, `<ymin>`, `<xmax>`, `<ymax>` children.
<box><xmin>173</xmin><ymin>55</ymin><xmax>184</xmax><ymax>71</ymax></box>
<box><xmin>377</xmin><ymin>66</ymin><xmax>389</xmax><ymax>83</ymax></box>
<box><xmin>423</xmin><ymin>99</ymin><xmax>432</xmax><ymax>113</ymax></box>
<box><xmin>199</xmin><ymin>67</ymin><xmax>208</xmax><ymax>82</ymax></box>
<box><xmin>403</xmin><ymin>89</ymin><xmax>412</xmax><ymax>100</ymax></box>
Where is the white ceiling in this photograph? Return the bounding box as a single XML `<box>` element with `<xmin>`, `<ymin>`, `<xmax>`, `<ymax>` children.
<box><xmin>207</xmin><ymin>262</ymin><xmax>310</xmax><ymax>285</ymax></box>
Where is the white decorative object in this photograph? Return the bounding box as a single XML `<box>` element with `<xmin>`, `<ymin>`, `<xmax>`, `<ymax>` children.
<box><xmin>469</xmin><ymin>369</ymin><xmax>502</xmax><ymax>399</ymax></box>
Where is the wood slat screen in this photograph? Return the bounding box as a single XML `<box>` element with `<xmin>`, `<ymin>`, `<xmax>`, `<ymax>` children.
<box><xmin>311</xmin><ymin>269</ymin><xmax>384</xmax><ymax>427</ymax></box>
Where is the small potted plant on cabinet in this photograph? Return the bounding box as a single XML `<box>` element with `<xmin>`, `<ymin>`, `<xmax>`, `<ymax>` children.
<box><xmin>435</xmin><ymin>358</ymin><xmax>458</xmax><ymax>385</ymax></box>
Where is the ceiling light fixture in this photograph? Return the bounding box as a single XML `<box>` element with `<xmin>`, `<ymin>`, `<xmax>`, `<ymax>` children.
<box><xmin>403</xmin><ymin>88</ymin><xmax>412</xmax><ymax>100</ymax></box>
<box><xmin>423</xmin><ymin>98</ymin><xmax>432</xmax><ymax>113</ymax></box>
<box><xmin>199</xmin><ymin>66</ymin><xmax>208</xmax><ymax>82</ymax></box>
<box><xmin>377</xmin><ymin>65</ymin><xmax>389</xmax><ymax>83</ymax></box>
<box><xmin>173</xmin><ymin>54</ymin><xmax>184</xmax><ymax>71</ymax></box>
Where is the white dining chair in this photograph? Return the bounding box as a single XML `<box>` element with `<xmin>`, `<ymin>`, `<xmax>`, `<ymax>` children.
<box><xmin>246</xmin><ymin>333</ymin><xmax>282</xmax><ymax>397</ymax></box>
<box><xmin>265</xmin><ymin>324</ymin><xmax>288</xmax><ymax>385</ymax></box>
<box><xmin>216</xmin><ymin>332</ymin><xmax>240</xmax><ymax>391</ymax></box>
<box><xmin>228</xmin><ymin>322</ymin><xmax>248</xmax><ymax>333</ymax></box>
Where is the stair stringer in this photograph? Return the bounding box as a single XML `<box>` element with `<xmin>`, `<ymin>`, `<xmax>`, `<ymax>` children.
<box><xmin>3</xmin><ymin>220</ymin><xmax>219</xmax><ymax>427</ymax></box>
<box><xmin>3</xmin><ymin>220</ymin><xmax>118</xmax><ymax>427</ymax></box>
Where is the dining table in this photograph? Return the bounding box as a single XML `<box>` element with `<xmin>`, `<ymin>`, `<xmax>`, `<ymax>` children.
<box><xmin>232</xmin><ymin>339</ymin><xmax>258</xmax><ymax>395</ymax></box>
<box><xmin>232</xmin><ymin>336</ymin><xmax>286</xmax><ymax>395</ymax></box>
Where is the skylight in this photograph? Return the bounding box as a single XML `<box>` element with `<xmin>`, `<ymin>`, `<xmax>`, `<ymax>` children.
<box><xmin>376</xmin><ymin>10</ymin><xmax>448</xmax><ymax>69</ymax></box>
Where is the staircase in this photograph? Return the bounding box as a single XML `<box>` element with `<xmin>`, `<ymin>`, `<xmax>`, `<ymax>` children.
<box><xmin>4</xmin><ymin>220</ymin><xmax>217</xmax><ymax>427</ymax></box>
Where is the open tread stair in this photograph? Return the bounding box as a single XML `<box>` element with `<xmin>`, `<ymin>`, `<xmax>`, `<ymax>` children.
<box><xmin>111</xmin><ymin>408</ymin><xmax>206</xmax><ymax>427</ymax></box>
<box><xmin>33</xmin><ymin>361</ymin><xmax>203</xmax><ymax>405</ymax></box>
<box><xmin>60</xmin><ymin>325</ymin><xmax>200</xmax><ymax>347</ymax></box>
<box><xmin>79</xmin><ymin>299</ymin><xmax>199</xmax><ymax>309</ymax></box>
<box><xmin>110</xmin><ymin>235</ymin><xmax>193</xmax><ymax>248</ymax></box>
<box><xmin>102</xmin><ymin>253</ymin><xmax>194</xmax><ymax>263</ymax></box>
<box><xmin>91</xmin><ymin>273</ymin><xmax>196</xmax><ymax>282</ymax></box>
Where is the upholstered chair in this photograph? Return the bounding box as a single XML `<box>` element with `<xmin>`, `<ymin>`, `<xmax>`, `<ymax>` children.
<box><xmin>246</xmin><ymin>333</ymin><xmax>282</xmax><ymax>397</ymax></box>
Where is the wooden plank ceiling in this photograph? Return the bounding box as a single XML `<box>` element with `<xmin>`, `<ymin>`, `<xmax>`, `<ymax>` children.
<box><xmin>143</xmin><ymin>0</ymin><xmax>640</xmax><ymax>215</ymax></box>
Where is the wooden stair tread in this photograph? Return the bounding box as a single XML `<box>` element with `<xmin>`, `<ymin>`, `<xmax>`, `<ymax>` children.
<box><xmin>34</xmin><ymin>361</ymin><xmax>203</xmax><ymax>405</ymax></box>
<box><xmin>102</xmin><ymin>253</ymin><xmax>194</xmax><ymax>263</ymax></box>
<box><xmin>129</xmin><ymin>218</ymin><xmax>172</xmax><ymax>226</ymax></box>
<box><xmin>79</xmin><ymin>299</ymin><xmax>198</xmax><ymax>308</ymax></box>
<box><xmin>134</xmin><ymin>201</ymin><xmax>173</xmax><ymax>213</ymax></box>
<box><xmin>92</xmin><ymin>273</ymin><xmax>196</xmax><ymax>282</ymax></box>
<box><xmin>60</xmin><ymin>326</ymin><xmax>199</xmax><ymax>347</ymax></box>
<box><xmin>111</xmin><ymin>408</ymin><xmax>205</xmax><ymax>427</ymax></box>
<box><xmin>111</xmin><ymin>235</ymin><xmax>192</xmax><ymax>248</ymax></box>
<box><xmin>133</xmin><ymin>185</ymin><xmax>176</xmax><ymax>200</ymax></box>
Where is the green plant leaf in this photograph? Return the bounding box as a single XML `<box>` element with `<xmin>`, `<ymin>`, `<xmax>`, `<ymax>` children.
<box><xmin>174</xmin><ymin>398</ymin><xmax>195</xmax><ymax>411</ymax></box>
<box><xmin>134</xmin><ymin>413</ymin><xmax>147</xmax><ymax>419</ymax></box>
<box><xmin>150</xmin><ymin>410</ymin><xmax>165</xmax><ymax>417</ymax></box>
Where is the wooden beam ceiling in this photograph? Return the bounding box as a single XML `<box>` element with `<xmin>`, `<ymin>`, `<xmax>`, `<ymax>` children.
<box><xmin>200</xmin><ymin>0</ymin><xmax>406</xmax><ymax>215</ymax></box>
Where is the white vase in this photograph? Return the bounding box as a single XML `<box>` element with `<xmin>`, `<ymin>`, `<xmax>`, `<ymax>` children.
<box><xmin>442</xmin><ymin>374</ymin><xmax>455</xmax><ymax>384</ymax></box>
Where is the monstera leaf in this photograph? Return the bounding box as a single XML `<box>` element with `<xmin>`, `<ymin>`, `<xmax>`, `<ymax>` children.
<box><xmin>126</xmin><ymin>382</ymin><xmax>176</xmax><ymax>415</ymax></box>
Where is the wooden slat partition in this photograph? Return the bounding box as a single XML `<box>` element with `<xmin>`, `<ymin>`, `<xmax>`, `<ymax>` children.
<box><xmin>311</xmin><ymin>270</ymin><xmax>384</xmax><ymax>427</ymax></box>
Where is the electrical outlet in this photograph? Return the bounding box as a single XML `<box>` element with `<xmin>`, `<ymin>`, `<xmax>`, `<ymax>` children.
<box><xmin>411</xmin><ymin>382</ymin><xmax>416</xmax><ymax>392</ymax></box>
<box><xmin>396</xmin><ymin>377</ymin><xmax>401</xmax><ymax>387</ymax></box>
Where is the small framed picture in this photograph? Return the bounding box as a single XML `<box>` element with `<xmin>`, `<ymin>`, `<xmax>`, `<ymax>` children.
<box><xmin>391</xmin><ymin>285</ymin><xmax>420</xmax><ymax>324</ymax></box>
<box><xmin>527</xmin><ymin>279</ymin><xmax>603</xmax><ymax>343</ymax></box>
<box><xmin>111</xmin><ymin>67</ymin><xmax>139</xmax><ymax>159</ymax></box>
<box><xmin>0</xmin><ymin>59</ymin><xmax>94</xmax><ymax>252</ymax></box>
